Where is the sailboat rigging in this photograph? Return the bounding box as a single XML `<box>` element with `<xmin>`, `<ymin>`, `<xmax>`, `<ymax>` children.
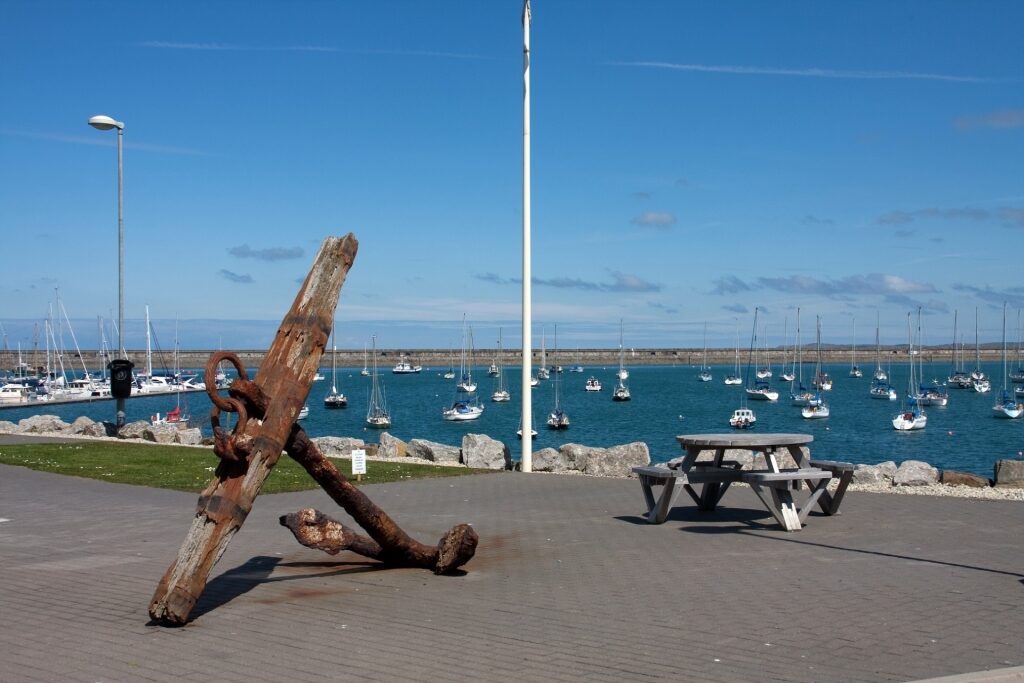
<box><xmin>612</xmin><ymin>319</ymin><xmax>631</xmax><ymax>401</ymax></box>
<box><xmin>993</xmin><ymin>302</ymin><xmax>1022</xmax><ymax>419</ymax></box>
<box><xmin>697</xmin><ymin>322</ymin><xmax>712</xmax><ymax>382</ymax></box>
<box><xmin>366</xmin><ymin>335</ymin><xmax>391</xmax><ymax>428</ymax></box>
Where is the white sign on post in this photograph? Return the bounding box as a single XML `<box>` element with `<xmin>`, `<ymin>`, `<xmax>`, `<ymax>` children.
<box><xmin>351</xmin><ymin>449</ymin><xmax>367</xmax><ymax>478</ymax></box>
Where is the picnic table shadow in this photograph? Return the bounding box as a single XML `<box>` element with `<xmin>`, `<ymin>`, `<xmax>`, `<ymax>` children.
<box><xmin>160</xmin><ymin>554</ymin><xmax>392</xmax><ymax>624</ymax></box>
<box><xmin>615</xmin><ymin>504</ymin><xmax>821</xmax><ymax>531</ymax></box>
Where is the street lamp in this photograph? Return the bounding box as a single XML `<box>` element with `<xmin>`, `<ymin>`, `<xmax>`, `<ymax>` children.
<box><xmin>88</xmin><ymin>114</ymin><xmax>126</xmax><ymax>427</ymax></box>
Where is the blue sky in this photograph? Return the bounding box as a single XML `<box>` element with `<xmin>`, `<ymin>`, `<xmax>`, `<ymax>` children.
<box><xmin>1</xmin><ymin>0</ymin><xmax>1022</xmax><ymax>352</ymax></box>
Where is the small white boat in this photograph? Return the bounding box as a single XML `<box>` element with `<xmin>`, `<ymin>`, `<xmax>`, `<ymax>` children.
<box><xmin>745</xmin><ymin>382</ymin><xmax>778</xmax><ymax>401</ymax></box>
<box><xmin>584</xmin><ymin>377</ymin><xmax>602</xmax><ymax>392</ymax></box>
<box><xmin>869</xmin><ymin>381</ymin><xmax>898</xmax><ymax>400</ymax></box>
<box><xmin>392</xmin><ymin>354</ymin><xmax>422</xmax><ymax>374</ymax></box>
<box><xmin>297</xmin><ymin>405</ymin><xmax>310</xmax><ymax>419</ymax></box>
<box><xmin>892</xmin><ymin>407</ymin><xmax>926</xmax><ymax>430</ymax></box>
<box><xmin>151</xmin><ymin>405</ymin><xmax>187</xmax><ymax>426</ymax></box>
<box><xmin>442</xmin><ymin>399</ymin><xmax>484</xmax><ymax>421</ymax></box>
<box><xmin>723</xmin><ymin>375</ymin><xmax>742</xmax><ymax>385</ymax></box>
<box><xmin>0</xmin><ymin>383</ymin><xmax>30</xmax><ymax>404</ymax></box>
<box><xmin>612</xmin><ymin>381</ymin><xmax>630</xmax><ymax>401</ymax></box>
<box><xmin>801</xmin><ymin>402</ymin><xmax>830</xmax><ymax>419</ymax></box>
<box><xmin>313</xmin><ymin>372</ymin><xmax>325</xmax><ymax>382</ymax></box>
<box><xmin>729</xmin><ymin>407</ymin><xmax>756</xmax><ymax>429</ymax></box>
<box><xmin>972</xmin><ymin>377</ymin><xmax>991</xmax><ymax>393</ymax></box>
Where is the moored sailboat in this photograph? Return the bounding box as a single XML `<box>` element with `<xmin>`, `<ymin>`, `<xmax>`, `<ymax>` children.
<box><xmin>697</xmin><ymin>322</ymin><xmax>712</xmax><ymax>382</ymax></box>
<box><xmin>612</xmin><ymin>319</ymin><xmax>631</xmax><ymax>401</ymax></box>
<box><xmin>366</xmin><ymin>335</ymin><xmax>391</xmax><ymax>428</ymax></box>
<box><xmin>993</xmin><ymin>302</ymin><xmax>1023</xmax><ymax>419</ymax></box>
<box><xmin>893</xmin><ymin>312</ymin><xmax>927</xmax><ymax>431</ymax></box>
<box><xmin>324</xmin><ymin>323</ymin><xmax>347</xmax><ymax>409</ymax></box>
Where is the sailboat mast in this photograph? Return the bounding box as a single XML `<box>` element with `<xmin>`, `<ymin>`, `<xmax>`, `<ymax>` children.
<box><xmin>520</xmin><ymin>0</ymin><xmax>533</xmax><ymax>471</ymax></box>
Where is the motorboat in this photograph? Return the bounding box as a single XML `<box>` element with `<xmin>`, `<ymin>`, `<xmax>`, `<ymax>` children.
<box><xmin>442</xmin><ymin>399</ymin><xmax>484</xmax><ymax>421</ymax></box>
<box><xmin>729</xmin><ymin>407</ymin><xmax>756</xmax><ymax>429</ymax></box>
<box><xmin>297</xmin><ymin>405</ymin><xmax>310</xmax><ymax>420</ymax></box>
<box><xmin>392</xmin><ymin>354</ymin><xmax>422</xmax><ymax>374</ymax></box>
<box><xmin>584</xmin><ymin>377</ymin><xmax>602</xmax><ymax>392</ymax></box>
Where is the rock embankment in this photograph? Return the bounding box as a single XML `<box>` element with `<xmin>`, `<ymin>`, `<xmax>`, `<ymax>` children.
<box><xmin>1</xmin><ymin>415</ymin><xmax>1022</xmax><ymax>500</ymax></box>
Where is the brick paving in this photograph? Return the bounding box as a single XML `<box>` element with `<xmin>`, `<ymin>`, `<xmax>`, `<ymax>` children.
<box><xmin>1</xmin><ymin>462</ymin><xmax>1022</xmax><ymax>682</ymax></box>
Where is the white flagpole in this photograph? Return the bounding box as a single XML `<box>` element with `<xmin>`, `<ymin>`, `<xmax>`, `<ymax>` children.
<box><xmin>521</xmin><ymin>0</ymin><xmax>533</xmax><ymax>472</ymax></box>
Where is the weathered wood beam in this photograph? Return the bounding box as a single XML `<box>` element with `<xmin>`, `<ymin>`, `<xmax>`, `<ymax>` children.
<box><xmin>148</xmin><ymin>234</ymin><xmax>358</xmax><ymax>626</ymax></box>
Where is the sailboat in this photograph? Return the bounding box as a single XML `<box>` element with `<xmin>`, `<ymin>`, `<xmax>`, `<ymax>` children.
<box><xmin>801</xmin><ymin>316</ymin><xmax>830</xmax><ymax>418</ymax></box>
<box><xmin>324</xmin><ymin>323</ymin><xmax>347</xmax><ymax>409</ymax></box>
<box><xmin>723</xmin><ymin>320</ymin><xmax>743</xmax><ymax>385</ymax></box>
<box><xmin>947</xmin><ymin>310</ymin><xmax>971</xmax><ymax>388</ymax></box>
<box><xmin>909</xmin><ymin>316</ymin><xmax>949</xmax><ymax>407</ymax></box>
<box><xmin>491</xmin><ymin>328</ymin><xmax>510</xmax><ymax>402</ymax></box>
<box><xmin>546</xmin><ymin>368</ymin><xmax>569</xmax><ymax>429</ymax></box>
<box><xmin>790</xmin><ymin>308</ymin><xmax>816</xmax><ymax>406</ymax></box>
<box><xmin>445</xmin><ymin>318</ymin><xmax>484</xmax><ymax>421</ymax></box>
<box><xmin>811</xmin><ymin>318</ymin><xmax>833</xmax><ymax>392</ymax></box>
<box><xmin>893</xmin><ymin>311</ymin><xmax>927</xmax><ymax>431</ymax></box>
<box><xmin>755</xmin><ymin>324</ymin><xmax>772</xmax><ymax>379</ymax></box>
<box><xmin>697</xmin><ymin>322</ymin><xmax>712</xmax><ymax>382</ymax></box>
<box><xmin>970</xmin><ymin>308</ymin><xmax>990</xmax><ymax>392</ymax></box>
<box><xmin>152</xmin><ymin>318</ymin><xmax>191</xmax><ymax>425</ymax></box>
<box><xmin>849</xmin><ymin>318</ymin><xmax>863</xmax><ymax>378</ymax></box>
<box><xmin>993</xmin><ymin>302</ymin><xmax>1022</xmax><ymax>419</ymax></box>
<box><xmin>456</xmin><ymin>317</ymin><xmax>478</xmax><ymax>393</ymax></box>
<box><xmin>1010</xmin><ymin>309</ymin><xmax>1024</xmax><ymax>384</ymax></box>
<box><xmin>365</xmin><ymin>335</ymin><xmax>391</xmax><ymax>428</ymax></box>
<box><xmin>778</xmin><ymin>316</ymin><xmax>796</xmax><ymax>382</ymax></box>
<box><xmin>612</xmin><ymin>319</ymin><xmax>631</xmax><ymax>401</ymax></box>
<box><xmin>745</xmin><ymin>309</ymin><xmax>778</xmax><ymax>401</ymax></box>
<box><xmin>873</xmin><ymin>312</ymin><xmax>889</xmax><ymax>382</ymax></box>
<box><xmin>537</xmin><ymin>327</ymin><xmax>550</xmax><ymax>380</ymax></box>
<box><xmin>360</xmin><ymin>343</ymin><xmax>370</xmax><ymax>377</ymax></box>
<box><xmin>443</xmin><ymin>344</ymin><xmax>456</xmax><ymax>380</ymax></box>
<box><xmin>570</xmin><ymin>349</ymin><xmax>584</xmax><ymax>373</ymax></box>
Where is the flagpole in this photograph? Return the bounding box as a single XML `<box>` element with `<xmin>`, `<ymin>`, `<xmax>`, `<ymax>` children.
<box><xmin>521</xmin><ymin>0</ymin><xmax>533</xmax><ymax>472</ymax></box>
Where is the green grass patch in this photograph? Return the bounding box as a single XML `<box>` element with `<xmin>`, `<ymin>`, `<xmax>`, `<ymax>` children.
<box><xmin>0</xmin><ymin>442</ymin><xmax>490</xmax><ymax>493</ymax></box>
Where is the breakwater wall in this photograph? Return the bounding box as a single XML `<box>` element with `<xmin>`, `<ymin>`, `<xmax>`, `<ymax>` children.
<box><xmin>5</xmin><ymin>346</ymin><xmax>1004</xmax><ymax>374</ymax></box>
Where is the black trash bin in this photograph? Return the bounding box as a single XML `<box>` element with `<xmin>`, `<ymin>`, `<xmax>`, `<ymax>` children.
<box><xmin>108</xmin><ymin>359</ymin><xmax>135</xmax><ymax>399</ymax></box>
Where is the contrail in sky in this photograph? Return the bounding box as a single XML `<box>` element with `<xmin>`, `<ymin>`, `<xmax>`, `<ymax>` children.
<box><xmin>616</xmin><ymin>61</ymin><xmax>1010</xmax><ymax>83</ymax></box>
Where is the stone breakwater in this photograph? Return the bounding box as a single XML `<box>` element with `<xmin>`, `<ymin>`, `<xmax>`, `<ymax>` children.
<box><xmin>2</xmin><ymin>414</ymin><xmax>1022</xmax><ymax>501</ymax></box>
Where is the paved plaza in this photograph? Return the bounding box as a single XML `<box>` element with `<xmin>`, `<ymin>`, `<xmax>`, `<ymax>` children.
<box><xmin>1</xmin><ymin>458</ymin><xmax>1022</xmax><ymax>682</ymax></box>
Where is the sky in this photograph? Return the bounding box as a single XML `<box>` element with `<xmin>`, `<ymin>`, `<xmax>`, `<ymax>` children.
<box><xmin>1</xmin><ymin>0</ymin><xmax>1022</xmax><ymax>353</ymax></box>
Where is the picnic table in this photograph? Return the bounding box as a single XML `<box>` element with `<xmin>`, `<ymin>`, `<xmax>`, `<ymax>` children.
<box><xmin>633</xmin><ymin>433</ymin><xmax>851</xmax><ymax>531</ymax></box>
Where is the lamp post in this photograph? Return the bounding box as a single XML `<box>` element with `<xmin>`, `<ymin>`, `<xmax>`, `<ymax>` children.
<box><xmin>88</xmin><ymin>114</ymin><xmax>126</xmax><ymax>427</ymax></box>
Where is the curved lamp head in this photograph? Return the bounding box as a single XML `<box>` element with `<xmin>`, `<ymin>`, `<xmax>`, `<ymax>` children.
<box><xmin>88</xmin><ymin>115</ymin><xmax>124</xmax><ymax>131</ymax></box>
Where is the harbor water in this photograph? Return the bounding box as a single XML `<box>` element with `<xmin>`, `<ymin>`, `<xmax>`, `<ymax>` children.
<box><xmin>2</xmin><ymin>362</ymin><xmax>1021</xmax><ymax>477</ymax></box>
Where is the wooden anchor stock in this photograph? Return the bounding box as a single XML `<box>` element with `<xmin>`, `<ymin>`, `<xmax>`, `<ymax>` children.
<box><xmin>148</xmin><ymin>234</ymin><xmax>477</xmax><ymax>627</ymax></box>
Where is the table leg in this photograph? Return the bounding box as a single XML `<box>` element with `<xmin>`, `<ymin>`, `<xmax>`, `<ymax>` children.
<box><xmin>748</xmin><ymin>484</ymin><xmax>803</xmax><ymax>531</ymax></box>
<box><xmin>639</xmin><ymin>474</ymin><xmax>683</xmax><ymax>524</ymax></box>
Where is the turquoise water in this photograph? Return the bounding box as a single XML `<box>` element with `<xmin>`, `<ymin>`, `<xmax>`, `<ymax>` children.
<box><xmin>3</xmin><ymin>362</ymin><xmax>1022</xmax><ymax>477</ymax></box>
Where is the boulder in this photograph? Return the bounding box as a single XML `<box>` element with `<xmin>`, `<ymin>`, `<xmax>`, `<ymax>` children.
<box><xmin>314</xmin><ymin>436</ymin><xmax>366</xmax><ymax>458</ymax></box>
<box><xmin>561</xmin><ymin>442</ymin><xmax>651</xmax><ymax>477</ymax></box>
<box><xmin>993</xmin><ymin>459</ymin><xmax>1024</xmax><ymax>488</ymax></box>
<box><xmin>377</xmin><ymin>432</ymin><xmax>408</xmax><ymax>459</ymax></box>
<box><xmin>529</xmin><ymin>447</ymin><xmax>568</xmax><ymax>472</ymax></box>
<box><xmin>893</xmin><ymin>460</ymin><xmax>939</xmax><ymax>486</ymax></box>
<box><xmin>174</xmin><ymin>428</ymin><xmax>204</xmax><ymax>446</ymax></box>
<box><xmin>853</xmin><ymin>461</ymin><xmax>897</xmax><ymax>485</ymax></box>
<box><xmin>144</xmin><ymin>424</ymin><xmax>180</xmax><ymax>444</ymax></box>
<box><xmin>408</xmin><ymin>438</ymin><xmax>462</xmax><ymax>465</ymax></box>
<box><xmin>17</xmin><ymin>414</ymin><xmax>70</xmax><ymax>434</ymax></box>
<box><xmin>940</xmin><ymin>470</ymin><xmax>991</xmax><ymax>488</ymax></box>
<box><xmin>0</xmin><ymin>420</ymin><xmax>16</xmax><ymax>433</ymax></box>
<box><xmin>68</xmin><ymin>416</ymin><xmax>107</xmax><ymax>438</ymax></box>
<box><xmin>462</xmin><ymin>434</ymin><xmax>510</xmax><ymax>470</ymax></box>
<box><xmin>118</xmin><ymin>420</ymin><xmax>152</xmax><ymax>440</ymax></box>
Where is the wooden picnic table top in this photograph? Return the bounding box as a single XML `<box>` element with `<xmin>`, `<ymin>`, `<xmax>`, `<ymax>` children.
<box><xmin>676</xmin><ymin>433</ymin><xmax>814</xmax><ymax>448</ymax></box>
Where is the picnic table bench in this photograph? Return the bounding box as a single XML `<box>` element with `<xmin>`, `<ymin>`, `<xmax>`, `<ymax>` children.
<box><xmin>632</xmin><ymin>434</ymin><xmax>854</xmax><ymax>531</ymax></box>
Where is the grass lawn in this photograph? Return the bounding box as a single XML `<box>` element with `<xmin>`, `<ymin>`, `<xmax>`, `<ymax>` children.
<box><xmin>0</xmin><ymin>441</ymin><xmax>490</xmax><ymax>493</ymax></box>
